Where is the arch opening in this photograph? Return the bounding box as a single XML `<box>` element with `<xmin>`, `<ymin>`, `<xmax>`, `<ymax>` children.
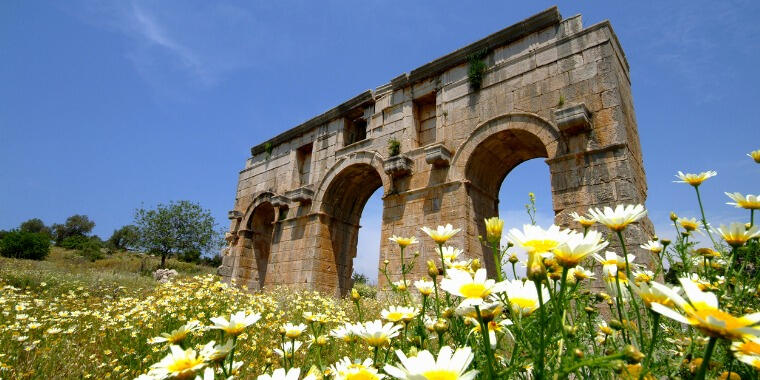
<box><xmin>465</xmin><ymin>128</ymin><xmax>551</xmax><ymax>276</ymax></box>
<box><xmin>321</xmin><ymin>163</ymin><xmax>383</xmax><ymax>296</ymax></box>
<box><xmin>245</xmin><ymin>202</ymin><xmax>275</xmax><ymax>289</ymax></box>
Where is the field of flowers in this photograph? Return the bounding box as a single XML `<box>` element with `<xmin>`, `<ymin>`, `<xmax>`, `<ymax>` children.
<box><xmin>2</xmin><ymin>149</ymin><xmax>760</xmax><ymax>380</ymax></box>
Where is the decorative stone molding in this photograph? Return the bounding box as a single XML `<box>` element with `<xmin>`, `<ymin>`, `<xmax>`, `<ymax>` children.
<box><xmin>424</xmin><ymin>144</ymin><xmax>452</xmax><ymax>167</ymax></box>
<box><xmin>228</xmin><ymin>210</ymin><xmax>243</xmax><ymax>220</ymax></box>
<box><xmin>270</xmin><ymin>195</ymin><xmax>290</xmax><ymax>208</ymax></box>
<box><xmin>383</xmin><ymin>155</ymin><xmax>413</xmax><ymax>178</ymax></box>
<box><xmin>554</xmin><ymin>103</ymin><xmax>591</xmax><ymax>135</ymax></box>
<box><xmin>285</xmin><ymin>186</ymin><xmax>314</xmax><ymax>203</ymax></box>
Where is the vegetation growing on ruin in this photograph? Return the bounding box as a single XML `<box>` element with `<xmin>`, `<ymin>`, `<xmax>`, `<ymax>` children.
<box><xmin>467</xmin><ymin>49</ymin><xmax>488</xmax><ymax>91</ymax></box>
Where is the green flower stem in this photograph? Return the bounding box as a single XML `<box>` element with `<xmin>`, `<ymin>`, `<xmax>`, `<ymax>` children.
<box><xmin>561</xmin><ymin>352</ymin><xmax>626</xmax><ymax>375</ymax></box>
<box><xmin>490</xmin><ymin>241</ymin><xmax>503</xmax><ymax>281</ymax></box>
<box><xmin>354</xmin><ymin>299</ymin><xmax>364</xmax><ymax>322</ymax></box>
<box><xmin>432</xmin><ymin>279</ymin><xmax>441</xmax><ymax>318</ymax></box>
<box><xmin>695</xmin><ymin>336</ymin><xmax>717</xmax><ymax>380</ymax></box>
<box><xmin>639</xmin><ymin>311</ymin><xmax>660</xmax><ymax>380</ymax></box>
<box><xmin>613</xmin><ymin>272</ymin><xmax>629</xmax><ymax>344</ymax></box>
<box><xmin>694</xmin><ymin>186</ymin><xmax>718</xmax><ymax>248</ymax></box>
<box><xmin>373</xmin><ymin>346</ymin><xmax>380</xmax><ymax>365</ymax></box>
<box><xmin>751</xmin><ymin>209</ymin><xmax>755</xmax><ymax>227</ymax></box>
<box><xmin>475</xmin><ymin>305</ymin><xmax>497</xmax><ymax>380</ymax></box>
<box><xmin>724</xmin><ymin>246</ymin><xmax>739</xmax><ymax>295</ymax></box>
<box><xmin>400</xmin><ymin>245</ymin><xmax>409</xmax><ymax>305</ymax></box>
<box><xmin>534</xmin><ymin>279</ymin><xmax>547</xmax><ymax>380</ymax></box>
<box><xmin>616</xmin><ymin>230</ymin><xmax>645</xmax><ymax>348</ymax></box>
<box><xmin>228</xmin><ymin>335</ymin><xmax>237</xmax><ymax>374</ymax></box>
<box><xmin>437</xmin><ymin>243</ymin><xmax>447</xmax><ymax>277</ymax></box>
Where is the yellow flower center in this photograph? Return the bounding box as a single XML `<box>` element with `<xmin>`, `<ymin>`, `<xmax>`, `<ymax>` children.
<box><xmin>511</xmin><ymin>298</ymin><xmax>537</xmax><ymax>312</ymax></box>
<box><xmin>739</xmin><ymin>341</ymin><xmax>760</xmax><ymax>355</ymax></box>
<box><xmin>224</xmin><ymin>324</ymin><xmax>245</xmax><ymax>335</ymax></box>
<box><xmin>523</xmin><ymin>240</ymin><xmax>559</xmax><ymax>253</ymax></box>
<box><xmin>346</xmin><ymin>370</ymin><xmax>380</xmax><ymax>380</ymax></box>
<box><xmin>385</xmin><ymin>312</ymin><xmax>403</xmax><ymax>321</ymax></box>
<box><xmin>167</xmin><ymin>357</ymin><xmax>203</xmax><ymax>376</ymax></box>
<box><xmin>365</xmin><ymin>336</ymin><xmax>388</xmax><ymax>347</ymax></box>
<box><xmin>687</xmin><ymin>306</ymin><xmax>750</xmax><ymax>338</ymax></box>
<box><xmin>422</xmin><ymin>369</ymin><xmax>459</xmax><ymax>380</ymax></box>
<box><xmin>459</xmin><ymin>283</ymin><xmax>488</xmax><ymax>299</ymax></box>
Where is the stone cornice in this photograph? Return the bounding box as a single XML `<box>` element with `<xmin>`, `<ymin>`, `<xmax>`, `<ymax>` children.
<box><xmin>248</xmin><ymin>7</ymin><xmax>562</xmax><ymax>157</ymax></box>
<box><xmin>250</xmin><ymin>90</ymin><xmax>374</xmax><ymax>156</ymax></box>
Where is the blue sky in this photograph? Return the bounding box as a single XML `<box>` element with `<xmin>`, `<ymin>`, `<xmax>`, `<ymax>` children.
<box><xmin>1</xmin><ymin>1</ymin><xmax>758</xmax><ymax>280</ymax></box>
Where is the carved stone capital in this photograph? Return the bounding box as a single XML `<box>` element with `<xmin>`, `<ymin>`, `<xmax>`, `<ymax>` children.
<box><xmin>285</xmin><ymin>185</ymin><xmax>314</xmax><ymax>203</ymax></box>
<box><xmin>424</xmin><ymin>143</ymin><xmax>452</xmax><ymax>167</ymax></box>
<box><xmin>271</xmin><ymin>195</ymin><xmax>290</xmax><ymax>208</ymax></box>
<box><xmin>383</xmin><ymin>154</ymin><xmax>413</xmax><ymax>178</ymax></box>
<box><xmin>554</xmin><ymin>103</ymin><xmax>591</xmax><ymax>135</ymax></box>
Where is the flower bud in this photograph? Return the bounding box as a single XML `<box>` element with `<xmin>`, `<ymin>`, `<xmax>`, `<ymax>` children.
<box><xmin>719</xmin><ymin>371</ymin><xmax>741</xmax><ymax>380</ymax></box>
<box><xmin>351</xmin><ymin>288</ymin><xmax>360</xmax><ymax>301</ymax></box>
<box><xmin>427</xmin><ymin>260</ymin><xmax>439</xmax><ymax>278</ymax></box>
<box><xmin>660</xmin><ymin>238</ymin><xmax>671</xmax><ymax>246</ymax></box>
<box><xmin>433</xmin><ymin>319</ymin><xmax>449</xmax><ymax>333</ymax></box>
<box><xmin>316</xmin><ymin>335</ymin><xmax>328</xmax><ymax>346</ymax></box>
<box><xmin>609</xmin><ymin>319</ymin><xmax>623</xmax><ymax>331</ymax></box>
<box><xmin>470</xmin><ymin>259</ymin><xmax>481</xmax><ymax>271</ymax></box>
<box><xmin>526</xmin><ymin>253</ymin><xmax>546</xmax><ymax>281</ymax></box>
<box><xmin>442</xmin><ymin>307</ymin><xmax>455</xmax><ymax>319</ymax></box>
<box><xmin>383</xmin><ymin>259</ymin><xmax>390</xmax><ymax>265</ymax></box>
<box><xmin>669</xmin><ymin>212</ymin><xmax>678</xmax><ymax>221</ymax></box>
<box><xmin>595</xmin><ymin>292</ymin><xmax>610</xmax><ymax>302</ymax></box>
<box><xmin>563</xmin><ymin>325</ymin><xmax>577</xmax><ymax>337</ymax></box>
<box><xmin>624</xmin><ymin>345</ymin><xmax>644</xmax><ymax>364</ymax></box>
<box><xmin>574</xmin><ymin>349</ymin><xmax>584</xmax><ymax>359</ymax></box>
<box><xmin>508</xmin><ymin>253</ymin><xmax>518</xmax><ymax>264</ymax></box>
<box><xmin>584</xmin><ymin>306</ymin><xmax>595</xmax><ymax>314</ymax></box>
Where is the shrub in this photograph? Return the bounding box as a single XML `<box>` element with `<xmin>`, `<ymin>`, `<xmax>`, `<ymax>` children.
<box><xmin>60</xmin><ymin>235</ymin><xmax>90</xmax><ymax>250</ymax></box>
<box><xmin>0</xmin><ymin>230</ymin><xmax>50</xmax><ymax>260</ymax></box>
<box><xmin>77</xmin><ymin>240</ymin><xmax>105</xmax><ymax>262</ymax></box>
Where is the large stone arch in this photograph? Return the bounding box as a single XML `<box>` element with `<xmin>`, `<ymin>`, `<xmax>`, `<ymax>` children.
<box><xmin>311</xmin><ymin>151</ymin><xmax>391</xmax><ymax>296</ymax></box>
<box><xmin>449</xmin><ymin>112</ymin><xmax>562</xmax><ymax>183</ymax></box>
<box><xmin>448</xmin><ymin>113</ymin><xmax>563</xmax><ymax>275</ymax></box>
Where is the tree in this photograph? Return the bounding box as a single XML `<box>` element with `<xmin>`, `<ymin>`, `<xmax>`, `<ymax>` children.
<box><xmin>52</xmin><ymin>214</ymin><xmax>95</xmax><ymax>245</ymax></box>
<box><xmin>19</xmin><ymin>218</ymin><xmax>52</xmax><ymax>240</ymax></box>
<box><xmin>107</xmin><ymin>225</ymin><xmax>139</xmax><ymax>251</ymax></box>
<box><xmin>134</xmin><ymin>201</ymin><xmax>221</xmax><ymax>268</ymax></box>
<box><xmin>0</xmin><ymin>231</ymin><xmax>51</xmax><ymax>260</ymax></box>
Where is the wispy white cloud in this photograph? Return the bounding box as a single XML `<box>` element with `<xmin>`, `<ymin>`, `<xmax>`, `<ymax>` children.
<box><xmin>128</xmin><ymin>3</ymin><xmax>208</xmax><ymax>83</ymax></box>
<box><xmin>70</xmin><ymin>1</ymin><xmax>267</xmax><ymax>99</ymax></box>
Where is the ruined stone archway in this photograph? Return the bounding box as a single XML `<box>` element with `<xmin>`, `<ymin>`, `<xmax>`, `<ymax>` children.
<box><xmin>312</xmin><ymin>152</ymin><xmax>389</xmax><ymax>296</ymax></box>
<box><xmin>450</xmin><ymin>113</ymin><xmax>560</xmax><ymax>275</ymax></box>
<box><xmin>234</xmin><ymin>193</ymin><xmax>276</xmax><ymax>290</ymax></box>
<box><xmin>221</xmin><ymin>8</ymin><xmax>655</xmax><ymax>294</ymax></box>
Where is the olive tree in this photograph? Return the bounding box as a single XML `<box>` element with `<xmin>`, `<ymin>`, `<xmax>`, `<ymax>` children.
<box><xmin>134</xmin><ymin>201</ymin><xmax>221</xmax><ymax>268</ymax></box>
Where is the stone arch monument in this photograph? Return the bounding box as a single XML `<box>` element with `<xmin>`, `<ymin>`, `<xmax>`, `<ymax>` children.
<box><xmin>220</xmin><ymin>7</ymin><xmax>653</xmax><ymax>296</ymax></box>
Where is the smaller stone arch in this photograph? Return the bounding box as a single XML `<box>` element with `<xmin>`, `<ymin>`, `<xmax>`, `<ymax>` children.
<box><xmin>448</xmin><ymin>112</ymin><xmax>562</xmax><ymax>184</ymax></box>
<box><xmin>236</xmin><ymin>191</ymin><xmax>276</xmax><ymax>290</ymax></box>
<box><xmin>312</xmin><ymin>150</ymin><xmax>391</xmax><ymax>211</ymax></box>
<box><xmin>239</xmin><ymin>191</ymin><xmax>275</xmax><ymax>231</ymax></box>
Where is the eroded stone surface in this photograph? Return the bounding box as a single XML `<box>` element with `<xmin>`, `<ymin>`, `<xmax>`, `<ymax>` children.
<box><xmin>220</xmin><ymin>7</ymin><xmax>654</xmax><ymax>296</ymax></box>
